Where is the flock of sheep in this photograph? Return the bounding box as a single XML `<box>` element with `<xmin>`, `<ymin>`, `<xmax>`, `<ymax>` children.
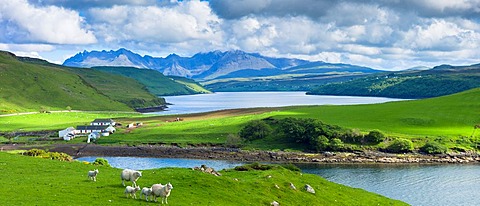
<box><xmin>87</xmin><ymin>168</ymin><xmax>174</xmax><ymax>204</ymax></box>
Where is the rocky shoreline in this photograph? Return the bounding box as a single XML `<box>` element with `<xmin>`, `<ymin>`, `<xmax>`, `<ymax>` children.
<box><xmin>5</xmin><ymin>143</ymin><xmax>479</xmax><ymax>164</ymax></box>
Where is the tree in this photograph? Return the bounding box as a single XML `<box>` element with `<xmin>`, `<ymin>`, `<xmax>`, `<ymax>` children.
<box><xmin>66</xmin><ymin>106</ymin><xmax>72</xmax><ymax>112</ymax></box>
<box><xmin>364</xmin><ymin>130</ymin><xmax>385</xmax><ymax>144</ymax></box>
<box><xmin>386</xmin><ymin>138</ymin><xmax>414</xmax><ymax>153</ymax></box>
<box><xmin>239</xmin><ymin>120</ymin><xmax>272</xmax><ymax>141</ymax></box>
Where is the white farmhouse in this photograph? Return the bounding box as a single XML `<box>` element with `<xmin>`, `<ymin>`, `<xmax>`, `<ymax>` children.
<box><xmin>90</xmin><ymin>119</ymin><xmax>116</xmax><ymax>126</ymax></box>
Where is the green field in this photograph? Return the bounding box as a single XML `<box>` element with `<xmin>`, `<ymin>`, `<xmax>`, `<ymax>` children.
<box><xmin>0</xmin><ymin>112</ymin><xmax>141</xmax><ymax>132</ymax></box>
<box><xmin>1</xmin><ymin>88</ymin><xmax>479</xmax><ymax>151</ymax></box>
<box><xmin>0</xmin><ymin>152</ymin><xmax>406</xmax><ymax>205</ymax></box>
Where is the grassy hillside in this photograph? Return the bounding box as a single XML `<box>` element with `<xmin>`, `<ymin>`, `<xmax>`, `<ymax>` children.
<box><xmin>0</xmin><ymin>51</ymin><xmax>133</xmax><ymax>114</ymax></box>
<box><xmin>202</xmin><ymin>73</ymin><xmax>371</xmax><ymax>92</ymax></box>
<box><xmin>308</xmin><ymin>66</ymin><xmax>480</xmax><ymax>98</ymax></box>
<box><xmin>67</xmin><ymin>68</ymin><xmax>165</xmax><ymax>109</ymax></box>
<box><xmin>0</xmin><ymin>152</ymin><xmax>406</xmax><ymax>205</ymax></box>
<box><xmin>91</xmin><ymin>66</ymin><xmax>210</xmax><ymax>96</ymax></box>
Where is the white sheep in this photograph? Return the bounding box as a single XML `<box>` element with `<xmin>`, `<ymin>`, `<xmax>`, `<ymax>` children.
<box><xmin>121</xmin><ymin>169</ymin><xmax>142</xmax><ymax>186</ymax></box>
<box><xmin>140</xmin><ymin>187</ymin><xmax>153</xmax><ymax>202</ymax></box>
<box><xmin>124</xmin><ymin>185</ymin><xmax>141</xmax><ymax>199</ymax></box>
<box><xmin>151</xmin><ymin>182</ymin><xmax>173</xmax><ymax>204</ymax></box>
<box><xmin>87</xmin><ymin>169</ymin><xmax>99</xmax><ymax>182</ymax></box>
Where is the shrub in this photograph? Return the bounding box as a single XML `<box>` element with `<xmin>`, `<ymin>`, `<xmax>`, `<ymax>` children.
<box><xmin>47</xmin><ymin>152</ymin><xmax>73</xmax><ymax>161</ymax></box>
<box><xmin>329</xmin><ymin>138</ymin><xmax>345</xmax><ymax>151</ymax></box>
<box><xmin>311</xmin><ymin>135</ymin><xmax>330</xmax><ymax>152</ymax></box>
<box><xmin>23</xmin><ymin>149</ymin><xmax>72</xmax><ymax>161</ymax></box>
<box><xmin>234</xmin><ymin>162</ymin><xmax>273</xmax><ymax>171</ymax></box>
<box><xmin>364</xmin><ymin>130</ymin><xmax>385</xmax><ymax>144</ymax></box>
<box><xmin>92</xmin><ymin>158</ymin><xmax>111</xmax><ymax>167</ymax></box>
<box><xmin>239</xmin><ymin>120</ymin><xmax>272</xmax><ymax>141</ymax></box>
<box><xmin>24</xmin><ymin>149</ymin><xmax>47</xmax><ymax>157</ymax></box>
<box><xmin>420</xmin><ymin>142</ymin><xmax>448</xmax><ymax>154</ymax></box>
<box><xmin>225</xmin><ymin>134</ymin><xmax>244</xmax><ymax>148</ymax></box>
<box><xmin>386</xmin><ymin>138</ymin><xmax>414</xmax><ymax>153</ymax></box>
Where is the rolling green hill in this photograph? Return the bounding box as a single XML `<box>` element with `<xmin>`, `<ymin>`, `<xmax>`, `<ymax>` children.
<box><xmin>308</xmin><ymin>64</ymin><xmax>480</xmax><ymax>98</ymax></box>
<box><xmin>0</xmin><ymin>51</ymin><xmax>132</xmax><ymax>113</ymax></box>
<box><xmin>0</xmin><ymin>152</ymin><xmax>406</xmax><ymax>205</ymax></box>
<box><xmin>0</xmin><ymin>51</ymin><xmax>166</xmax><ymax>114</ymax></box>
<box><xmin>66</xmin><ymin>68</ymin><xmax>165</xmax><ymax>109</ymax></box>
<box><xmin>91</xmin><ymin>66</ymin><xmax>210</xmax><ymax>96</ymax></box>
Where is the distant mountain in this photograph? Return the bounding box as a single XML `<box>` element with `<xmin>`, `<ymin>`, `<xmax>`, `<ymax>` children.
<box><xmin>307</xmin><ymin>63</ymin><xmax>480</xmax><ymax>99</ymax></box>
<box><xmin>63</xmin><ymin>48</ymin><xmax>380</xmax><ymax>81</ymax></box>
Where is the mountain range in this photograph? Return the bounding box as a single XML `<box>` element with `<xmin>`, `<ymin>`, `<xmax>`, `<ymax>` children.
<box><xmin>63</xmin><ymin>48</ymin><xmax>380</xmax><ymax>80</ymax></box>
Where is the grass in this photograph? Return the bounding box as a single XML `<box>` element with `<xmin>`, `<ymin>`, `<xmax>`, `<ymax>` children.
<box><xmin>0</xmin><ymin>112</ymin><xmax>141</xmax><ymax>132</ymax></box>
<box><xmin>0</xmin><ymin>152</ymin><xmax>406</xmax><ymax>205</ymax></box>
<box><xmin>1</xmin><ymin>88</ymin><xmax>479</xmax><ymax>151</ymax></box>
<box><xmin>0</xmin><ymin>51</ymin><xmax>133</xmax><ymax>113</ymax></box>
<box><xmin>0</xmin><ymin>51</ymin><xmax>173</xmax><ymax>114</ymax></box>
<box><xmin>67</xmin><ymin>67</ymin><xmax>165</xmax><ymax>108</ymax></box>
<box><xmin>101</xmin><ymin>88</ymin><xmax>480</xmax><ymax>150</ymax></box>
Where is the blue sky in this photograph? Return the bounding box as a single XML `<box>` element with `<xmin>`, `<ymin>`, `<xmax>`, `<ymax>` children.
<box><xmin>1</xmin><ymin>0</ymin><xmax>480</xmax><ymax>70</ymax></box>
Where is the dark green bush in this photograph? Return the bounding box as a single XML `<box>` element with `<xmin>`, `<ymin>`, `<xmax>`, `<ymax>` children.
<box><xmin>239</xmin><ymin>120</ymin><xmax>272</xmax><ymax>141</ymax></box>
<box><xmin>386</xmin><ymin>138</ymin><xmax>414</xmax><ymax>153</ymax></box>
<box><xmin>364</xmin><ymin>130</ymin><xmax>385</xmax><ymax>144</ymax></box>
<box><xmin>234</xmin><ymin>162</ymin><xmax>273</xmax><ymax>171</ymax></box>
<box><xmin>92</xmin><ymin>158</ymin><xmax>111</xmax><ymax>167</ymax></box>
<box><xmin>420</xmin><ymin>142</ymin><xmax>448</xmax><ymax>154</ymax></box>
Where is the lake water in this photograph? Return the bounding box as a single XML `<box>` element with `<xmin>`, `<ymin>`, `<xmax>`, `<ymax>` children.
<box><xmin>153</xmin><ymin>92</ymin><xmax>405</xmax><ymax>115</ymax></box>
<box><xmin>77</xmin><ymin>156</ymin><xmax>480</xmax><ymax>206</ymax></box>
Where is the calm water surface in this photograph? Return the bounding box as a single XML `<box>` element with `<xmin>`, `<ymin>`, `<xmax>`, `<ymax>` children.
<box><xmin>153</xmin><ymin>92</ymin><xmax>405</xmax><ymax>115</ymax></box>
<box><xmin>77</xmin><ymin>156</ymin><xmax>480</xmax><ymax>206</ymax></box>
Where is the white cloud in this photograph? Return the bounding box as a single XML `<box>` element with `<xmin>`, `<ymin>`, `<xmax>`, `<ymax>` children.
<box><xmin>0</xmin><ymin>0</ymin><xmax>96</xmax><ymax>44</ymax></box>
<box><xmin>89</xmin><ymin>1</ymin><xmax>221</xmax><ymax>45</ymax></box>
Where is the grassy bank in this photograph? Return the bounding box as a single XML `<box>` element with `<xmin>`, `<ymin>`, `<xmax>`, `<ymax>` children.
<box><xmin>1</xmin><ymin>89</ymin><xmax>479</xmax><ymax>151</ymax></box>
<box><xmin>0</xmin><ymin>152</ymin><xmax>406</xmax><ymax>205</ymax></box>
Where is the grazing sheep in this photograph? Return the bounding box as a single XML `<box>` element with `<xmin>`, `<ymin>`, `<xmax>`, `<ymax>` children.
<box><xmin>87</xmin><ymin>169</ymin><xmax>99</xmax><ymax>182</ymax></box>
<box><xmin>121</xmin><ymin>169</ymin><xmax>142</xmax><ymax>186</ymax></box>
<box><xmin>140</xmin><ymin>187</ymin><xmax>153</xmax><ymax>202</ymax></box>
<box><xmin>124</xmin><ymin>185</ymin><xmax>141</xmax><ymax>199</ymax></box>
<box><xmin>151</xmin><ymin>182</ymin><xmax>173</xmax><ymax>204</ymax></box>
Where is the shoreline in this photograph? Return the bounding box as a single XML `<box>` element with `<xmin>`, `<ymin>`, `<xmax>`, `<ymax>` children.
<box><xmin>3</xmin><ymin>143</ymin><xmax>480</xmax><ymax>164</ymax></box>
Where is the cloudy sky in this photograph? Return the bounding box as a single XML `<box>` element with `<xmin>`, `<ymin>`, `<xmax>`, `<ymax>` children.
<box><xmin>1</xmin><ymin>0</ymin><xmax>480</xmax><ymax>70</ymax></box>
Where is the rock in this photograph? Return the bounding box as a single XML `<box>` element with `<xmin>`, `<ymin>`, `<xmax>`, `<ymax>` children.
<box><xmin>304</xmin><ymin>184</ymin><xmax>315</xmax><ymax>194</ymax></box>
<box><xmin>271</xmin><ymin>201</ymin><xmax>280</xmax><ymax>206</ymax></box>
<box><xmin>289</xmin><ymin>183</ymin><xmax>296</xmax><ymax>190</ymax></box>
<box><xmin>275</xmin><ymin>184</ymin><xmax>280</xmax><ymax>189</ymax></box>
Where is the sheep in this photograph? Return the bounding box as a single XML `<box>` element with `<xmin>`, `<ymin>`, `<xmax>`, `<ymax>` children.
<box><xmin>87</xmin><ymin>169</ymin><xmax>99</xmax><ymax>182</ymax></box>
<box><xmin>140</xmin><ymin>187</ymin><xmax>153</xmax><ymax>202</ymax></box>
<box><xmin>124</xmin><ymin>185</ymin><xmax>141</xmax><ymax>199</ymax></box>
<box><xmin>151</xmin><ymin>182</ymin><xmax>173</xmax><ymax>204</ymax></box>
<box><xmin>121</xmin><ymin>169</ymin><xmax>142</xmax><ymax>187</ymax></box>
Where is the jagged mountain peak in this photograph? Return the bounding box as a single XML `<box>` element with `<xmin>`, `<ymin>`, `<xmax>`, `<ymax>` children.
<box><xmin>63</xmin><ymin>49</ymin><xmax>379</xmax><ymax>80</ymax></box>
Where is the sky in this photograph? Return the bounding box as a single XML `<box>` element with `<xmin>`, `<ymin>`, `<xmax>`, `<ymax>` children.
<box><xmin>1</xmin><ymin>0</ymin><xmax>480</xmax><ymax>70</ymax></box>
